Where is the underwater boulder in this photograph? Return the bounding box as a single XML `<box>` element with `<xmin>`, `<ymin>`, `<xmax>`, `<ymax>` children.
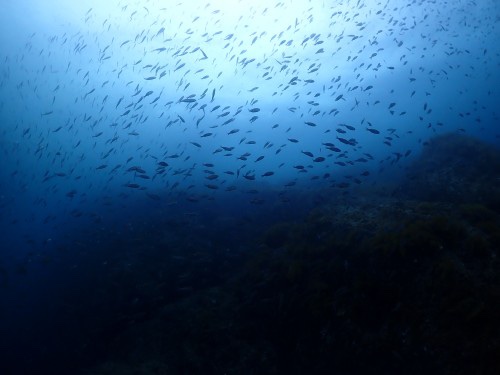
<box><xmin>398</xmin><ymin>133</ymin><xmax>500</xmax><ymax>208</ymax></box>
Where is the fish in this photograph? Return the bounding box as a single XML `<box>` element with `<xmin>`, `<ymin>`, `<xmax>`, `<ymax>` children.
<box><xmin>152</xmin><ymin>47</ymin><xmax>166</xmax><ymax>53</ymax></box>
<box><xmin>174</xmin><ymin>63</ymin><xmax>185</xmax><ymax>72</ymax></box>
<box><xmin>337</xmin><ymin>137</ymin><xmax>357</xmax><ymax>146</ymax></box>
<box><xmin>366</xmin><ymin>128</ymin><xmax>380</xmax><ymax>134</ymax></box>
<box><xmin>2</xmin><ymin>0</ymin><xmax>489</xmax><ymax>218</ymax></box>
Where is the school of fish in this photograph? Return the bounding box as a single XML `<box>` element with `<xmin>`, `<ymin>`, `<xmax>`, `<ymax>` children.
<box><xmin>0</xmin><ymin>0</ymin><xmax>498</xmax><ymax>223</ymax></box>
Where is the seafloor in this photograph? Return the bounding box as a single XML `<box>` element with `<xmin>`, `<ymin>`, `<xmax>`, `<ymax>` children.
<box><xmin>5</xmin><ymin>133</ymin><xmax>500</xmax><ymax>375</ymax></box>
<box><xmin>75</xmin><ymin>133</ymin><xmax>500</xmax><ymax>374</ymax></box>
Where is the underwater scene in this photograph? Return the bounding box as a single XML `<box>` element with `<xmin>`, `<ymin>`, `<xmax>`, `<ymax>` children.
<box><xmin>0</xmin><ymin>0</ymin><xmax>499</xmax><ymax>374</ymax></box>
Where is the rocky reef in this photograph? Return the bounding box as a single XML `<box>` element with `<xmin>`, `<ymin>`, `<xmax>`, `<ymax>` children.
<box><xmin>80</xmin><ymin>133</ymin><xmax>499</xmax><ymax>375</ymax></box>
<box><xmin>398</xmin><ymin>133</ymin><xmax>500</xmax><ymax>208</ymax></box>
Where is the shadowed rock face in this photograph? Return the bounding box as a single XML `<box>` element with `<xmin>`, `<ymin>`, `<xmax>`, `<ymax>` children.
<box><xmin>399</xmin><ymin>133</ymin><xmax>500</xmax><ymax>208</ymax></box>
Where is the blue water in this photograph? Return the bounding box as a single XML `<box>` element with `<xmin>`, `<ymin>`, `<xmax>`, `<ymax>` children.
<box><xmin>0</xmin><ymin>0</ymin><xmax>499</xmax><ymax>374</ymax></box>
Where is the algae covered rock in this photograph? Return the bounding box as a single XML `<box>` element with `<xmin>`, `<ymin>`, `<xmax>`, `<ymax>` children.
<box><xmin>399</xmin><ymin>133</ymin><xmax>500</xmax><ymax>208</ymax></box>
